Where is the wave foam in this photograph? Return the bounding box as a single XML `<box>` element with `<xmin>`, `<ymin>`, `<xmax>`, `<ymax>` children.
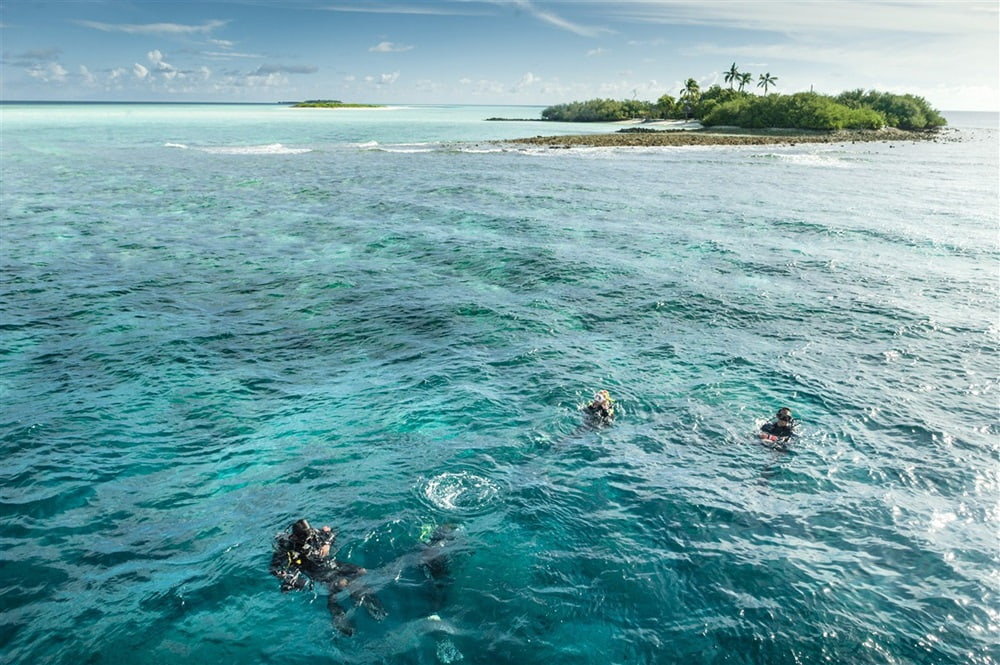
<box><xmin>164</xmin><ymin>142</ymin><xmax>310</xmax><ymax>155</ymax></box>
<box><xmin>752</xmin><ymin>151</ymin><xmax>853</xmax><ymax>168</ymax></box>
<box><xmin>205</xmin><ymin>143</ymin><xmax>311</xmax><ymax>155</ymax></box>
<box><xmin>371</xmin><ymin>142</ymin><xmax>437</xmax><ymax>154</ymax></box>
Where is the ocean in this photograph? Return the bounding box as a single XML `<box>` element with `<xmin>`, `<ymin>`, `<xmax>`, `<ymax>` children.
<box><xmin>1</xmin><ymin>103</ymin><xmax>997</xmax><ymax>665</ymax></box>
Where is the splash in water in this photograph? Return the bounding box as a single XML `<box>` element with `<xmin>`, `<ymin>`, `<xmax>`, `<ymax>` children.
<box><xmin>422</xmin><ymin>471</ymin><xmax>500</xmax><ymax>513</ymax></box>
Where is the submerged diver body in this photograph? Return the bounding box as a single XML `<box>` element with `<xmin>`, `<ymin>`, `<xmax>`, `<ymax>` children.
<box><xmin>418</xmin><ymin>523</ymin><xmax>458</xmax><ymax>584</ymax></box>
<box><xmin>270</xmin><ymin>519</ymin><xmax>386</xmax><ymax>635</ymax></box>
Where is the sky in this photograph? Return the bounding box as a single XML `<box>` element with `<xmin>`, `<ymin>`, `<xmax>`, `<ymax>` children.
<box><xmin>2</xmin><ymin>1</ymin><xmax>998</xmax><ymax>110</ymax></box>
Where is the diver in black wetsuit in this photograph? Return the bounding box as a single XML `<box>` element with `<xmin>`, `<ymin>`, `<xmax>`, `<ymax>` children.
<box><xmin>584</xmin><ymin>390</ymin><xmax>616</xmax><ymax>425</ymax></box>
<box><xmin>419</xmin><ymin>523</ymin><xmax>458</xmax><ymax>583</ymax></box>
<box><xmin>270</xmin><ymin>519</ymin><xmax>386</xmax><ymax>635</ymax></box>
<box><xmin>759</xmin><ymin>407</ymin><xmax>796</xmax><ymax>448</ymax></box>
<box><xmin>556</xmin><ymin>389</ymin><xmax>618</xmax><ymax>444</ymax></box>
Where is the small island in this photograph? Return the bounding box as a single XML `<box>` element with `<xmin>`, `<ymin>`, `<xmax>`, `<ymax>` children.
<box><xmin>290</xmin><ymin>99</ymin><xmax>384</xmax><ymax>109</ymax></box>
<box><xmin>500</xmin><ymin>64</ymin><xmax>949</xmax><ymax>148</ymax></box>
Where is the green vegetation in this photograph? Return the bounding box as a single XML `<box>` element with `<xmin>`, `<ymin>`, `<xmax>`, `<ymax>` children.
<box><xmin>679</xmin><ymin>78</ymin><xmax>701</xmax><ymax>119</ymax></box>
<box><xmin>834</xmin><ymin>89</ymin><xmax>946</xmax><ymax>130</ymax></box>
<box><xmin>539</xmin><ymin>64</ymin><xmax>946</xmax><ymax>131</ymax></box>
<box><xmin>291</xmin><ymin>100</ymin><xmax>384</xmax><ymax>108</ymax></box>
<box><xmin>757</xmin><ymin>72</ymin><xmax>778</xmax><ymax>94</ymax></box>
<box><xmin>724</xmin><ymin>62</ymin><xmax>740</xmax><ymax>90</ymax></box>
<box><xmin>540</xmin><ymin>98</ymin><xmax>653</xmax><ymax>122</ymax></box>
<box><xmin>700</xmin><ymin>92</ymin><xmax>886</xmax><ymax>130</ymax></box>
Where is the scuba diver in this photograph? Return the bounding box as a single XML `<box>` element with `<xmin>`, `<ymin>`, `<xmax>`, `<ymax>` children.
<box><xmin>270</xmin><ymin>518</ymin><xmax>386</xmax><ymax>636</ymax></box>
<box><xmin>418</xmin><ymin>523</ymin><xmax>458</xmax><ymax>584</ymax></box>
<box><xmin>555</xmin><ymin>389</ymin><xmax>618</xmax><ymax>445</ymax></box>
<box><xmin>584</xmin><ymin>390</ymin><xmax>616</xmax><ymax>426</ymax></box>
<box><xmin>758</xmin><ymin>407</ymin><xmax>797</xmax><ymax>449</ymax></box>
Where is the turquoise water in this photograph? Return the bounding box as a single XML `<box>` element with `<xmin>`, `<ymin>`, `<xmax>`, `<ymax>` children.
<box><xmin>1</xmin><ymin>104</ymin><xmax>998</xmax><ymax>665</ymax></box>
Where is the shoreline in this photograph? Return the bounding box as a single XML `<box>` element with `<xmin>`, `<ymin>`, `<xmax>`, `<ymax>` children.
<box><xmin>500</xmin><ymin>127</ymin><xmax>949</xmax><ymax>148</ymax></box>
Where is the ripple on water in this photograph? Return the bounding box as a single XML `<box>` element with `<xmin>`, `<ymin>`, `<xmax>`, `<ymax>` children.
<box><xmin>419</xmin><ymin>471</ymin><xmax>502</xmax><ymax>515</ymax></box>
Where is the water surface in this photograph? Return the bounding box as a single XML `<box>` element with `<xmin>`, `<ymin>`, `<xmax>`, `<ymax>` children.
<box><xmin>1</xmin><ymin>104</ymin><xmax>997</xmax><ymax>665</ymax></box>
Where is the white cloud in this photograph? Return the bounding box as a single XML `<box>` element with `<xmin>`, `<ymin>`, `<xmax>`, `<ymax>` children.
<box><xmin>588</xmin><ymin>48</ymin><xmax>609</xmax><ymax>57</ymax></box>
<box><xmin>251</xmin><ymin>64</ymin><xmax>318</xmax><ymax>75</ymax></box>
<box><xmin>146</xmin><ymin>50</ymin><xmax>183</xmax><ymax>80</ymax></box>
<box><xmin>148</xmin><ymin>50</ymin><xmax>172</xmax><ymax>71</ymax></box>
<box><xmin>687</xmin><ymin>32</ymin><xmax>995</xmax><ymax>96</ymax></box>
<box><xmin>378</xmin><ymin>72</ymin><xmax>400</xmax><ymax>85</ymax></box>
<box><xmin>369</xmin><ymin>41</ymin><xmax>414</xmax><ymax>53</ymax></box>
<box><xmin>511</xmin><ymin>71</ymin><xmax>541</xmax><ymax>91</ymax></box>
<box><xmin>504</xmin><ymin>0</ymin><xmax>611</xmax><ymax>37</ymax></box>
<box><xmin>628</xmin><ymin>38</ymin><xmax>667</xmax><ymax>47</ymax></box>
<box><xmin>133</xmin><ymin>63</ymin><xmax>149</xmax><ymax>79</ymax></box>
<box><xmin>243</xmin><ymin>70</ymin><xmax>290</xmax><ymax>89</ymax></box>
<box><xmin>456</xmin><ymin>71</ymin><xmax>552</xmax><ymax>98</ymax></box>
<box><xmin>201</xmin><ymin>51</ymin><xmax>261</xmax><ymax>59</ymax></box>
<box><xmin>322</xmin><ymin>4</ymin><xmax>488</xmax><ymax>16</ymax></box>
<box><xmin>75</xmin><ymin>19</ymin><xmax>227</xmax><ymax>35</ymax></box>
<box><xmin>27</xmin><ymin>61</ymin><xmax>68</xmax><ymax>82</ymax></box>
<box><xmin>598</xmin><ymin>1</ymin><xmax>997</xmax><ymax>36</ymax></box>
<box><xmin>80</xmin><ymin>65</ymin><xmax>96</xmax><ymax>85</ymax></box>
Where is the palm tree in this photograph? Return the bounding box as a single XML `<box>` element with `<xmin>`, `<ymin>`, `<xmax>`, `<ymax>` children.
<box><xmin>737</xmin><ymin>72</ymin><xmax>752</xmax><ymax>92</ymax></box>
<box><xmin>757</xmin><ymin>72</ymin><xmax>777</xmax><ymax>94</ymax></box>
<box><xmin>724</xmin><ymin>62</ymin><xmax>739</xmax><ymax>90</ymax></box>
<box><xmin>679</xmin><ymin>77</ymin><xmax>700</xmax><ymax>119</ymax></box>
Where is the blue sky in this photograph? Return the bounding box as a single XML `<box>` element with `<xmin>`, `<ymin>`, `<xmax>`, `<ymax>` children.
<box><xmin>2</xmin><ymin>1</ymin><xmax>997</xmax><ymax>110</ymax></box>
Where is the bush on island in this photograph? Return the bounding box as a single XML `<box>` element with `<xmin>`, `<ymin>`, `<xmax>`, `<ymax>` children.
<box><xmin>542</xmin><ymin>87</ymin><xmax>945</xmax><ymax>131</ymax></box>
<box><xmin>834</xmin><ymin>89</ymin><xmax>946</xmax><ymax>130</ymax></box>
<box><xmin>541</xmin><ymin>98</ymin><xmax>655</xmax><ymax>122</ymax></box>
<box><xmin>701</xmin><ymin>92</ymin><xmax>886</xmax><ymax>130</ymax></box>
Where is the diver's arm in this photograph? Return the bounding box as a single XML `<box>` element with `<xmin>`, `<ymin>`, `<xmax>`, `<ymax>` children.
<box><xmin>759</xmin><ymin>422</ymin><xmax>779</xmax><ymax>441</ymax></box>
<box><xmin>759</xmin><ymin>422</ymin><xmax>794</xmax><ymax>442</ymax></box>
<box><xmin>318</xmin><ymin>526</ymin><xmax>334</xmax><ymax>558</ymax></box>
<box><xmin>269</xmin><ymin>544</ymin><xmax>287</xmax><ymax>577</ymax></box>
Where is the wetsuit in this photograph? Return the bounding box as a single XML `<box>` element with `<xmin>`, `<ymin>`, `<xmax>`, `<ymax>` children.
<box><xmin>585</xmin><ymin>401</ymin><xmax>615</xmax><ymax>425</ymax></box>
<box><xmin>420</xmin><ymin>524</ymin><xmax>457</xmax><ymax>582</ymax></box>
<box><xmin>270</xmin><ymin>523</ymin><xmax>384</xmax><ymax>635</ymax></box>
<box><xmin>271</xmin><ymin>529</ymin><xmax>360</xmax><ymax>586</ymax></box>
<box><xmin>761</xmin><ymin>421</ymin><xmax>794</xmax><ymax>439</ymax></box>
<box><xmin>760</xmin><ymin>420</ymin><xmax>795</xmax><ymax>449</ymax></box>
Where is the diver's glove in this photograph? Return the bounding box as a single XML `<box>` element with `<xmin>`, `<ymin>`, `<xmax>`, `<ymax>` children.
<box><xmin>278</xmin><ymin>569</ymin><xmax>311</xmax><ymax>592</ymax></box>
